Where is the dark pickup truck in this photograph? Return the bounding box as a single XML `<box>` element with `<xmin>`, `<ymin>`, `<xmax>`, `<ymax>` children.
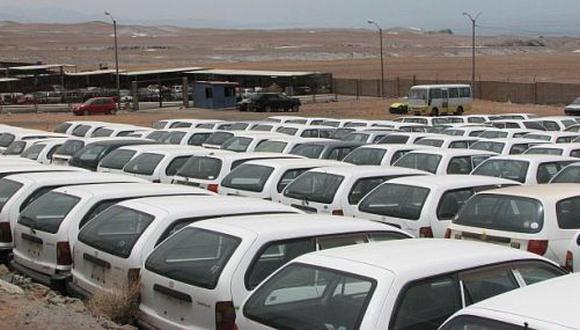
<box><xmin>239</xmin><ymin>93</ymin><xmax>301</xmax><ymax>112</ymax></box>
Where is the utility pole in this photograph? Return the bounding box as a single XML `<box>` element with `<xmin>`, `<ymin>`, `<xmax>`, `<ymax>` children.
<box><xmin>463</xmin><ymin>12</ymin><xmax>481</xmax><ymax>94</ymax></box>
<box><xmin>105</xmin><ymin>11</ymin><xmax>121</xmax><ymax>111</ymax></box>
<box><xmin>368</xmin><ymin>19</ymin><xmax>385</xmax><ymax>98</ymax></box>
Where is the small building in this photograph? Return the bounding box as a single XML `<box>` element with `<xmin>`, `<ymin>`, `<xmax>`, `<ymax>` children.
<box><xmin>193</xmin><ymin>81</ymin><xmax>238</xmax><ymax>109</ymax></box>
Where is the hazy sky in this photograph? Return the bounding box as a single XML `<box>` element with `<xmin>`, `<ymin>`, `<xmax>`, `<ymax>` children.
<box><xmin>1</xmin><ymin>0</ymin><xmax>579</xmax><ymax>34</ymax></box>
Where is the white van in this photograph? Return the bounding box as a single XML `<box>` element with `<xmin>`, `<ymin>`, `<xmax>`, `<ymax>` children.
<box><xmin>278</xmin><ymin>166</ymin><xmax>428</xmax><ymax>216</ymax></box>
<box><xmin>354</xmin><ymin>175</ymin><xmax>518</xmax><ymax>238</ymax></box>
<box><xmin>219</xmin><ymin>159</ymin><xmax>352</xmax><ymax>200</ymax></box>
<box><xmin>239</xmin><ymin>239</ymin><xmax>564</xmax><ymax>330</ymax></box>
<box><xmin>440</xmin><ymin>273</ymin><xmax>580</xmax><ymax>330</ymax></box>
<box><xmin>138</xmin><ymin>214</ymin><xmax>411</xmax><ymax>330</ymax></box>
<box><xmin>11</xmin><ymin>183</ymin><xmax>212</xmax><ymax>289</ymax></box>
<box><xmin>67</xmin><ymin>196</ymin><xmax>300</xmax><ymax>297</ymax></box>
<box><xmin>407</xmin><ymin>84</ymin><xmax>473</xmax><ymax>116</ymax></box>
<box><xmin>448</xmin><ymin>184</ymin><xmax>580</xmax><ymax>266</ymax></box>
<box><xmin>0</xmin><ymin>172</ymin><xmax>146</xmax><ymax>256</ymax></box>
<box><xmin>122</xmin><ymin>146</ymin><xmax>203</xmax><ymax>183</ymax></box>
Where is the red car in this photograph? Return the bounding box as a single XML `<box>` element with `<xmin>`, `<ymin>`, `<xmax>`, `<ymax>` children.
<box><xmin>72</xmin><ymin>97</ymin><xmax>117</xmax><ymax>115</ymax></box>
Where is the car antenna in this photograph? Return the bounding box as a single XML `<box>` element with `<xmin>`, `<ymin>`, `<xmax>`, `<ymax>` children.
<box><xmin>523</xmin><ymin>322</ymin><xmax>529</xmax><ymax>329</ymax></box>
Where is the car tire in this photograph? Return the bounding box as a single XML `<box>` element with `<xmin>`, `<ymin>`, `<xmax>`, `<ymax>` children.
<box><xmin>455</xmin><ymin>106</ymin><xmax>464</xmax><ymax>115</ymax></box>
<box><xmin>83</xmin><ymin>110</ymin><xmax>89</xmax><ymax>116</ymax></box>
<box><xmin>430</xmin><ymin>108</ymin><xmax>439</xmax><ymax>117</ymax></box>
<box><xmin>292</xmin><ymin>105</ymin><xmax>299</xmax><ymax>112</ymax></box>
<box><xmin>265</xmin><ymin>105</ymin><xmax>272</xmax><ymax>112</ymax></box>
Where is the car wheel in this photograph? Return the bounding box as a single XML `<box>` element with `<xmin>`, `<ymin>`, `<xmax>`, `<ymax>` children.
<box><xmin>292</xmin><ymin>105</ymin><xmax>299</xmax><ymax>112</ymax></box>
<box><xmin>455</xmin><ymin>106</ymin><xmax>464</xmax><ymax>115</ymax></box>
<box><xmin>83</xmin><ymin>110</ymin><xmax>90</xmax><ymax>116</ymax></box>
<box><xmin>430</xmin><ymin>108</ymin><xmax>439</xmax><ymax>117</ymax></box>
<box><xmin>265</xmin><ymin>105</ymin><xmax>272</xmax><ymax>112</ymax></box>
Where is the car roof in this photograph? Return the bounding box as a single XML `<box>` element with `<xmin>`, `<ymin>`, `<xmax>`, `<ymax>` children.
<box><xmin>295</xmin><ymin>140</ymin><xmax>365</xmax><ymax>147</ymax></box>
<box><xmin>4</xmin><ymin>172</ymin><xmax>144</xmax><ymax>184</ymax></box>
<box><xmin>476</xmin><ymin>183</ymin><xmax>580</xmax><ymax>202</ymax></box>
<box><xmin>528</xmin><ymin>142</ymin><xmax>580</xmax><ymax>150</ymax></box>
<box><xmin>84</xmin><ymin>139</ymin><xmax>155</xmax><ymax>147</ymax></box>
<box><xmin>117</xmin><ymin>144</ymin><xmax>202</xmax><ymax>153</ymax></box>
<box><xmin>308</xmin><ymin>165</ymin><xmax>428</xmax><ymax>177</ymax></box>
<box><xmin>419</xmin><ymin>135</ymin><xmax>479</xmax><ymax>142</ymax></box>
<box><xmin>405</xmin><ymin>148</ymin><xmax>495</xmax><ymax>157</ymax></box>
<box><xmin>353</xmin><ymin>144</ymin><xmax>430</xmax><ymax>151</ymax></box>
<box><xmin>0</xmin><ymin>164</ymin><xmax>82</xmax><ymax>173</ymax></box>
<box><xmin>193</xmin><ymin>214</ymin><xmax>410</xmax><ymax>237</ymax></box>
<box><xmin>202</xmin><ymin>152</ymin><xmax>302</xmax><ymax>161</ymax></box>
<box><xmin>242</xmin><ymin>158</ymin><xmax>352</xmax><ymax>168</ymax></box>
<box><xmin>230</xmin><ymin>132</ymin><xmax>285</xmax><ymax>138</ymax></box>
<box><xmin>474</xmin><ymin>138</ymin><xmax>542</xmax><ymax>144</ymax></box>
<box><xmin>54</xmin><ymin>182</ymin><xmax>210</xmax><ymax>197</ymax></box>
<box><xmin>298</xmin><ymin>239</ymin><xmax>545</xmax><ymax>278</ymax></box>
<box><xmin>461</xmin><ymin>273</ymin><xmax>580</xmax><ymax>328</ymax></box>
<box><xmin>485</xmin><ymin>154</ymin><xmax>577</xmax><ymax>163</ymax></box>
<box><xmin>386</xmin><ymin>174</ymin><xmax>517</xmax><ymax>190</ymax></box>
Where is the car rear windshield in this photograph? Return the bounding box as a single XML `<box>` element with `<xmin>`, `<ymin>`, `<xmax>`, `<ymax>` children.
<box><xmin>92</xmin><ymin>128</ymin><xmax>114</xmax><ymax>137</ymax></box>
<box><xmin>54</xmin><ymin>140</ymin><xmax>84</xmax><ymax>156</ymax></box>
<box><xmin>454</xmin><ymin>194</ymin><xmax>544</xmax><ymax>233</ymax></box>
<box><xmin>221</xmin><ymin>164</ymin><xmax>274</xmax><ymax>192</ymax></box>
<box><xmin>0</xmin><ymin>134</ymin><xmax>15</xmax><ymax>148</ymax></box>
<box><xmin>379</xmin><ymin>135</ymin><xmax>410</xmax><ymax>144</ymax></box>
<box><xmin>145</xmin><ymin>227</ymin><xmax>241</xmax><ymax>289</ymax></box>
<box><xmin>255</xmin><ymin>140</ymin><xmax>287</xmax><ymax>153</ymax></box>
<box><xmin>343</xmin><ymin>133</ymin><xmax>370</xmax><ymax>143</ymax></box>
<box><xmin>394</xmin><ymin>153</ymin><xmax>442</xmax><ymax>174</ymax></box>
<box><xmin>284</xmin><ymin>172</ymin><xmax>344</xmax><ymax>204</ymax></box>
<box><xmin>77</xmin><ymin>145</ymin><xmax>107</xmax><ymax>162</ymax></box>
<box><xmin>290</xmin><ymin>144</ymin><xmax>325</xmax><ymax>159</ymax></box>
<box><xmin>343</xmin><ymin>148</ymin><xmax>386</xmax><ymax>165</ymax></box>
<box><xmin>146</xmin><ymin>131</ymin><xmax>169</xmax><ymax>142</ymax></box>
<box><xmin>440</xmin><ymin>315</ymin><xmax>527</xmax><ymax>330</ymax></box>
<box><xmin>479</xmin><ymin>131</ymin><xmax>508</xmax><ymax>139</ymax></box>
<box><xmin>243</xmin><ymin>263</ymin><xmax>375</xmax><ymax>330</ymax></box>
<box><xmin>4</xmin><ymin>141</ymin><xmax>26</xmax><ymax>155</ymax></box>
<box><xmin>72</xmin><ymin>125</ymin><xmax>91</xmax><ymax>137</ymax></box>
<box><xmin>177</xmin><ymin>157</ymin><xmax>222</xmax><ymax>180</ymax></box>
<box><xmin>556</xmin><ymin>196</ymin><xmax>580</xmax><ymax>229</ymax></box>
<box><xmin>152</xmin><ymin>121</ymin><xmax>167</xmax><ymax>129</ymax></box>
<box><xmin>537</xmin><ymin>162</ymin><xmax>574</xmax><ymax>183</ymax></box>
<box><xmin>222</xmin><ymin>137</ymin><xmax>253</xmax><ymax>152</ymax></box>
<box><xmin>54</xmin><ymin>123</ymin><xmax>72</xmax><ymax>134</ymax></box>
<box><xmin>470</xmin><ymin>141</ymin><xmax>505</xmax><ymax>154</ymax></box>
<box><xmin>77</xmin><ymin>205</ymin><xmax>155</xmax><ymax>258</ymax></box>
<box><xmin>204</xmin><ymin>132</ymin><xmax>234</xmax><ymax>146</ymax></box>
<box><xmin>0</xmin><ymin>179</ymin><xmax>22</xmax><ymax>211</ymax></box>
<box><xmin>524</xmin><ymin>134</ymin><xmax>550</xmax><ymax>142</ymax></box>
<box><xmin>124</xmin><ymin>153</ymin><xmax>164</xmax><ymax>175</ymax></box>
<box><xmin>99</xmin><ymin>149</ymin><xmax>137</xmax><ymax>169</ymax></box>
<box><xmin>21</xmin><ymin>144</ymin><xmax>46</xmax><ymax>160</ymax></box>
<box><xmin>348</xmin><ymin>176</ymin><xmax>396</xmax><ymax>205</ymax></box>
<box><xmin>188</xmin><ymin>133</ymin><xmax>211</xmax><ymax>146</ymax></box>
<box><xmin>277</xmin><ymin>127</ymin><xmax>299</xmax><ymax>136</ymax></box>
<box><xmin>415</xmin><ymin>139</ymin><xmax>444</xmax><ymax>148</ymax></box>
<box><xmin>18</xmin><ymin>191</ymin><xmax>80</xmax><ymax>234</ymax></box>
<box><xmin>472</xmin><ymin>160</ymin><xmax>529</xmax><ymax>183</ymax></box>
<box><xmin>163</xmin><ymin>132</ymin><xmax>186</xmax><ymax>144</ymax></box>
<box><xmin>551</xmin><ymin>166</ymin><xmax>580</xmax><ymax>183</ymax></box>
<box><xmin>525</xmin><ymin>147</ymin><xmax>563</xmax><ymax>156</ymax></box>
<box><xmin>359</xmin><ymin>183</ymin><xmax>430</xmax><ymax>220</ymax></box>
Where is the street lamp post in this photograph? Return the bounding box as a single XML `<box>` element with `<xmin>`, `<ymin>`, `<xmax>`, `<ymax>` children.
<box><xmin>367</xmin><ymin>19</ymin><xmax>385</xmax><ymax>98</ymax></box>
<box><xmin>463</xmin><ymin>12</ymin><xmax>481</xmax><ymax>94</ymax></box>
<box><xmin>105</xmin><ymin>11</ymin><xmax>121</xmax><ymax>112</ymax></box>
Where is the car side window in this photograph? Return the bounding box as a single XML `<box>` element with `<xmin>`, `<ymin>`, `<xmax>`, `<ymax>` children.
<box><xmin>543</xmin><ymin>121</ymin><xmax>560</xmax><ymax>131</ymax></box>
<box><xmin>513</xmin><ymin>262</ymin><xmax>565</xmax><ymax>285</ymax></box>
<box><xmin>459</xmin><ymin>266</ymin><xmax>519</xmax><ymax>306</ymax></box>
<box><xmin>556</xmin><ymin>196</ymin><xmax>580</xmax><ymax>229</ymax></box>
<box><xmin>570</xmin><ymin>150</ymin><xmax>580</xmax><ymax>158</ymax></box>
<box><xmin>390</xmin><ymin>150</ymin><xmax>410</xmax><ymax>165</ymax></box>
<box><xmin>301</xmin><ymin>130</ymin><xmax>318</xmax><ymax>138</ymax></box>
<box><xmin>46</xmin><ymin>145</ymin><xmax>61</xmax><ymax>160</ymax></box>
<box><xmin>328</xmin><ymin>147</ymin><xmax>355</xmax><ymax>161</ymax></box>
<box><xmin>165</xmin><ymin>156</ymin><xmax>190</xmax><ymax>176</ymax></box>
<box><xmin>392</xmin><ymin>275</ymin><xmax>461</xmax><ymax>330</ymax></box>
<box><xmin>447</xmin><ymin>156</ymin><xmax>472</xmax><ymax>174</ymax></box>
<box><xmin>449</xmin><ymin>141</ymin><xmax>468</xmax><ymax>149</ymax></box>
<box><xmin>436</xmin><ymin>188</ymin><xmax>474</xmax><ymax>220</ymax></box>
<box><xmin>277</xmin><ymin>169</ymin><xmax>308</xmax><ymax>193</ymax></box>
<box><xmin>509</xmin><ymin>144</ymin><xmax>528</xmax><ymax>155</ymax></box>
<box><xmin>316</xmin><ymin>233</ymin><xmax>368</xmax><ymax>250</ymax></box>
<box><xmin>78</xmin><ymin>199</ymin><xmax>124</xmax><ymax>229</ymax></box>
<box><xmin>20</xmin><ymin>186</ymin><xmax>60</xmax><ymax>212</ymax></box>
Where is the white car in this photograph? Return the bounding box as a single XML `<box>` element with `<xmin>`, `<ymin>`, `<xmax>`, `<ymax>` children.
<box><xmin>342</xmin><ymin>130</ymin><xmax>395</xmax><ymax>144</ymax></box>
<box><xmin>152</xmin><ymin>119</ymin><xmax>224</xmax><ymax>130</ymax></box>
<box><xmin>377</xmin><ymin>132</ymin><xmax>433</xmax><ymax>144</ymax></box>
<box><xmin>278</xmin><ymin>166</ymin><xmax>427</xmax><ymax>216</ymax></box>
<box><xmin>238</xmin><ymin>239</ymin><xmax>565</xmax><ymax>330</ymax></box>
<box><xmin>253</xmin><ymin>136</ymin><xmax>325</xmax><ymax>154</ymax></box>
<box><xmin>18</xmin><ymin>138</ymin><xmax>69</xmax><ymax>164</ymax></box>
<box><xmin>67</xmin><ymin>195</ymin><xmax>300</xmax><ymax>297</ymax></box>
<box><xmin>0</xmin><ymin>172</ymin><xmax>145</xmax><ymax>256</ymax></box>
<box><xmin>1</xmin><ymin>130</ymin><xmax>68</xmax><ymax>155</ymax></box>
<box><xmin>441</xmin><ymin>126</ymin><xmax>486</xmax><ymax>137</ymax></box>
<box><xmin>550</xmin><ymin>162</ymin><xmax>580</xmax><ymax>183</ymax></box>
<box><xmin>414</xmin><ymin>135</ymin><xmax>479</xmax><ymax>149</ymax></box>
<box><xmin>525</xmin><ymin>142</ymin><xmax>580</xmax><ymax>158</ymax></box>
<box><xmin>533</xmin><ymin>116</ymin><xmax>578</xmax><ymax>131</ymax></box>
<box><xmin>172</xmin><ymin>152</ymin><xmax>301</xmax><ymax>193</ymax></box>
<box><xmin>122</xmin><ymin>146</ymin><xmax>204</xmax><ymax>183</ymax></box>
<box><xmin>138</xmin><ymin>214</ymin><xmax>411</xmax><ymax>330</ymax></box>
<box><xmin>354</xmin><ymin>175</ymin><xmax>518</xmax><ymax>238</ymax></box>
<box><xmin>70</xmin><ymin>121</ymin><xmax>111</xmax><ymax>137</ymax></box>
<box><xmin>219</xmin><ymin>159</ymin><xmax>352</xmax><ymax>200</ymax></box>
<box><xmin>321</xmin><ymin>119</ymin><xmax>368</xmax><ymax>128</ymax></box>
<box><xmin>264</xmin><ymin>115</ymin><xmax>306</xmax><ymax>123</ymax></box>
<box><xmin>274</xmin><ymin>124</ymin><xmax>333</xmax><ymax>138</ymax></box>
<box><xmin>565</xmin><ymin>231</ymin><xmax>580</xmax><ymax>272</ymax></box>
<box><xmin>160</xmin><ymin>128</ymin><xmax>214</xmax><ymax>146</ymax></box>
<box><xmin>342</xmin><ymin>144</ymin><xmax>425</xmax><ymax>166</ymax></box>
<box><xmin>201</xmin><ymin>131</ymin><xmax>236</xmax><ymax>149</ymax></box>
<box><xmin>440</xmin><ymin>273</ymin><xmax>580</xmax><ymax>330</ymax></box>
<box><xmin>448</xmin><ymin>184</ymin><xmax>580</xmax><ymax>266</ymax></box>
<box><xmin>489</xmin><ymin>112</ymin><xmax>538</xmax><ymax>120</ymax></box>
<box><xmin>10</xmin><ymin>183</ymin><xmax>212</xmax><ymax>288</ymax></box>
<box><xmin>471</xmin><ymin>154</ymin><xmax>577</xmax><ymax>184</ymax></box>
<box><xmin>53</xmin><ymin>121</ymin><xmax>95</xmax><ymax>135</ymax></box>
<box><xmin>90</xmin><ymin>124</ymin><xmax>151</xmax><ymax>138</ymax></box>
<box><xmin>398</xmin><ymin>116</ymin><xmax>450</xmax><ymax>126</ymax></box>
<box><xmin>470</xmin><ymin>138</ymin><xmax>548</xmax><ymax>155</ymax></box>
<box><xmin>96</xmin><ymin>145</ymin><xmax>148</xmax><ymax>174</ymax></box>
<box><xmin>394</xmin><ymin>149</ymin><xmax>495</xmax><ymax>175</ymax></box>
<box><xmin>490</xmin><ymin>119</ymin><xmax>544</xmax><ymax>131</ymax></box>
<box><xmin>523</xmin><ymin>131</ymin><xmax>580</xmax><ymax>144</ymax></box>
<box><xmin>220</xmin><ymin>132</ymin><xmax>285</xmax><ymax>153</ymax></box>
<box><xmin>51</xmin><ymin>137</ymin><xmax>124</xmax><ymax>166</ymax></box>
<box><xmin>478</xmin><ymin>128</ymin><xmax>532</xmax><ymax>139</ymax></box>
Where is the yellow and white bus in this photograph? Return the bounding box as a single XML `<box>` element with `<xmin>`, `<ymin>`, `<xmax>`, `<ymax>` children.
<box><xmin>407</xmin><ymin>84</ymin><xmax>473</xmax><ymax>116</ymax></box>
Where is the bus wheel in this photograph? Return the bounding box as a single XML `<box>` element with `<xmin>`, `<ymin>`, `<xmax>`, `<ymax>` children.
<box><xmin>455</xmin><ymin>106</ymin><xmax>464</xmax><ymax>115</ymax></box>
<box><xmin>430</xmin><ymin>108</ymin><xmax>439</xmax><ymax>117</ymax></box>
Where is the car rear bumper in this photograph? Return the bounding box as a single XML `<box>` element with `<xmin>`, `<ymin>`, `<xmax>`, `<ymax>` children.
<box><xmin>10</xmin><ymin>259</ymin><xmax>69</xmax><ymax>288</ymax></box>
<box><xmin>65</xmin><ymin>278</ymin><xmax>92</xmax><ymax>299</ymax></box>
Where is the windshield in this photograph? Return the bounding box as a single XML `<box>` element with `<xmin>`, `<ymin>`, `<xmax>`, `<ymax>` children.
<box><xmin>343</xmin><ymin>148</ymin><xmax>386</xmax><ymax>165</ymax></box>
<box><xmin>525</xmin><ymin>147</ymin><xmax>563</xmax><ymax>156</ymax></box>
<box><xmin>72</xmin><ymin>125</ymin><xmax>91</xmax><ymax>137</ymax></box>
<box><xmin>221</xmin><ymin>164</ymin><xmax>274</xmax><ymax>192</ymax></box>
<box><xmin>331</xmin><ymin>129</ymin><xmax>355</xmax><ymax>140</ymax></box>
<box><xmin>124</xmin><ymin>153</ymin><xmax>164</xmax><ymax>175</ymax></box>
<box><xmin>54</xmin><ymin>140</ymin><xmax>84</xmax><ymax>156</ymax></box>
<box><xmin>277</xmin><ymin>127</ymin><xmax>299</xmax><ymax>136</ymax></box>
<box><xmin>77</xmin><ymin>205</ymin><xmax>155</xmax><ymax>258</ymax></box>
<box><xmin>379</xmin><ymin>135</ymin><xmax>410</xmax><ymax>144</ymax></box>
<box><xmin>222</xmin><ymin>137</ymin><xmax>253</xmax><ymax>152</ymax></box>
<box><xmin>177</xmin><ymin>157</ymin><xmax>222</xmax><ymax>180</ymax></box>
<box><xmin>152</xmin><ymin>121</ymin><xmax>167</xmax><ymax>129</ymax></box>
<box><xmin>255</xmin><ymin>140</ymin><xmax>287</xmax><ymax>153</ymax></box>
<box><xmin>0</xmin><ymin>179</ymin><xmax>22</xmax><ymax>211</ymax></box>
<box><xmin>409</xmin><ymin>88</ymin><xmax>428</xmax><ymax>100</ymax></box>
<box><xmin>454</xmin><ymin>194</ymin><xmax>544</xmax><ymax>234</ymax></box>
<box><xmin>472</xmin><ymin>159</ymin><xmax>529</xmax><ymax>183</ymax></box>
<box><xmin>290</xmin><ymin>144</ymin><xmax>325</xmax><ymax>159</ymax></box>
<box><xmin>76</xmin><ymin>144</ymin><xmax>106</xmax><ymax>162</ymax></box>
<box><xmin>284</xmin><ymin>172</ymin><xmax>344</xmax><ymax>204</ymax></box>
<box><xmin>204</xmin><ymin>132</ymin><xmax>234</xmax><ymax>146</ymax></box>
<box><xmin>92</xmin><ymin>128</ymin><xmax>114</xmax><ymax>137</ymax></box>
<box><xmin>470</xmin><ymin>141</ymin><xmax>505</xmax><ymax>154</ymax></box>
<box><xmin>4</xmin><ymin>141</ymin><xmax>26</xmax><ymax>155</ymax></box>
<box><xmin>145</xmin><ymin>227</ymin><xmax>241</xmax><ymax>289</ymax></box>
<box><xmin>21</xmin><ymin>143</ymin><xmax>46</xmax><ymax>160</ymax></box>
<box><xmin>54</xmin><ymin>123</ymin><xmax>72</xmax><ymax>134</ymax></box>
<box><xmin>359</xmin><ymin>183</ymin><xmax>429</xmax><ymax>220</ymax></box>
<box><xmin>146</xmin><ymin>131</ymin><xmax>169</xmax><ymax>142</ymax></box>
<box><xmin>18</xmin><ymin>191</ymin><xmax>80</xmax><ymax>234</ymax></box>
<box><xmin>99</xmin><ymin>149</ymin><xmax>137</xmax><ymax>169</ymax></box>
<box><xmin>394</xmin><ymin>153</ymin><xmax>442</xmax><ymax>174</ymax></box>
<box><xmin>243</xmin><ymin>263</ymin><xmax>376</xmax><ymax>330</ymax></box>
<box><xmin>415</xmin><ymin>139</ymin><xmax>444</xmax><ymax>148</ymax></box>
<box><xmin>479</xmin><ymin>131</ymin><xmax>508</xmax><ymax>139</ymax></box>
<box><xmin>343</xmin><ymin>133</ymin><xmax>370</xmax><ymax>143</ymax></box>
<box><xmin>163</xmin><ymin>132</ymin><xmax>186</xmax><ymax>144</ymax></box>
<box><xmin>524</xmin><ymin>134</ymin><xmax>550</xmax><ymax>142</ymax></box>
<box><xmin>551</xmin><ymin>165</ymin><xmax>580</xmax><ymax>183</ymax></box>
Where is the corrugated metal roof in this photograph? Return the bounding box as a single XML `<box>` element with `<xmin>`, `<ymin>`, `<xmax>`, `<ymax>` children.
<box><xmin>0</xmin><ymin>78</ymin><xmax>19</xmax><ymax>82</ymax></box>
<box><xmin>66</xmin><ymin>69</ymin><xmax>126</xmax><ymax>76</ymax></box>
<box><xmin>188</xmin><ymin>69</ymin><xmax>318</xmax><ymax>77</ymax></box>
<box><xmin>121</xmin><ymin>67</ymin><xmax>206</xmax><ymax>76</ymax></box>
<box><xmin>8</xmin><ymin>64</ymin><xmax>76</xmax><ymax>71</ymax></box>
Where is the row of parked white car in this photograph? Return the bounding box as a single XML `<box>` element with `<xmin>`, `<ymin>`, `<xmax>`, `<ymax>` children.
<box><xmin>0</xmin><ymin>113</ymin><xmax>578</xmax><ymax>329</ymax></box>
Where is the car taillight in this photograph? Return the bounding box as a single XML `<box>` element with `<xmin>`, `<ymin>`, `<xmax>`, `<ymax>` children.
<box><xmin>208</xmin><ymin>184</ymin><xmax>219</xmax><ymax>193</ymax></box>
<box><xmin>215</xmin><ymin>301</ymin><xmax>237</xmax><ymax>330</ymax></box>
<box><xmin>565</xmin><ymin>251</ymin><xmax>574</xmax><ymax>272</ymax></box>
<box><xmin>0</xmin><ymin>223</ymin><xmax>12</xmax><ymax>243</ymax></box>
<box><xmin>444</xmin><ymin>229</ymin><xmax>451</xmax><ymax>239</ymax></box>
<box><xmin>127</xmin><ymin>268</ymin><xmax>140</xmax><ymax>285</ymax></box>
<box><xmin>332</xmin><ymin>209</ymin><xmax>344</xmax><ymax>216</ymax></box>
<box><xmin>56</xmin><ymin>241</ymin><xmax>72</xmax><ymax>266</ymax></box>
<box><xmin>419</xmin><ymin>227</ymin><xmax>434</xmax><ymax>238</ymax></box>
<box><xmin>527</xmin><ymin>240</ymin><xmax>548</xmax><ymax>255</ymax></box>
